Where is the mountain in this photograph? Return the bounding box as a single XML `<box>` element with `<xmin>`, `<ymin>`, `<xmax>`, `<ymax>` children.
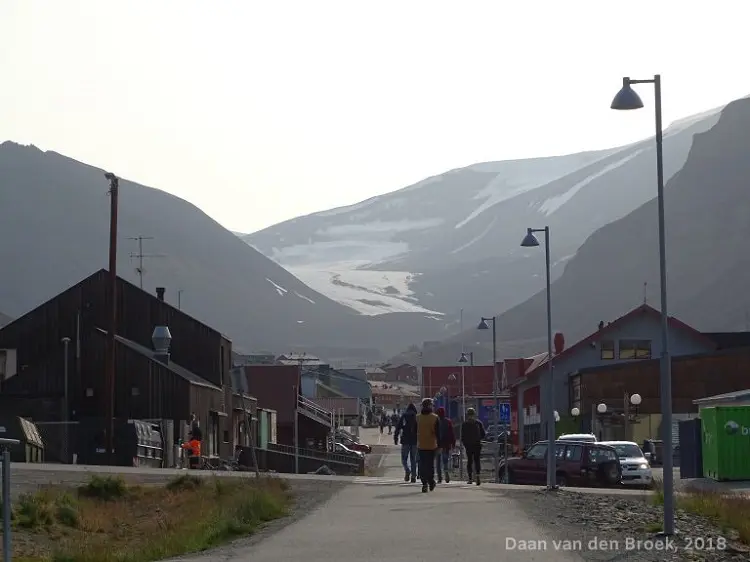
<box><xmin>243</xmin><ymin>106</ymin><xmax>723</xmax><ymax>327</ymax></box>
<box><xmin>418</xmin><ymin>95</ymin><xmax>750</xmax><ymax>365</ymax></box>
<box><xmin>0</xmin><ymin>142</ymin><xmax>448</xmax><ymax>361</ymax></box>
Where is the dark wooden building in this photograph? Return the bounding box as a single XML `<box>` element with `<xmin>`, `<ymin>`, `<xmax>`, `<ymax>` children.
<box><xmin>569</xmin><ymin>346</ymin><xmax>750</xmax><ymax>417</ymax></box>
<box><xmin>0</xmin><ymin>269</ymin><xmax>239</xmax><ymax>461</ymax></box>
<box><xmin>241</xmin><ymin>364</ymin><xmax>332</xmax><ymax>449</ymax></box>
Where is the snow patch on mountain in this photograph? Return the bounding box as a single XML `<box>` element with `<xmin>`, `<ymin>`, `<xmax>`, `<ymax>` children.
<box><xmin>295</xmin><ymin>291</ymin><xmax>316</xmax><ymax>304</ymax></box>
<box><xmin>538</xmin><ymin>148</ymin><xmax>648</xmax><ymax>216</ymax></box>
<box><xmin>265</xmin><ymin>278</ymin><xmax>288</xmax><ymax>296</ymax></box>
<box><xmin>454</xmin><ymin>151</ymin><xmax>622</xmax><ymax>229</ymax></box>
<box><xmin>450</xmin><ymin>217</ymin><xmax>497</xmax><ymax>254</ymax></box>
<box><xmin>288</xmin><ymin>266</ymin><xmax>441</xmax><ymax>316</ymax></box>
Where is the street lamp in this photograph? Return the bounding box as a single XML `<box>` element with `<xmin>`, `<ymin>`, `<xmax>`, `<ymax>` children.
<box><xmin>624</xmin><ymin>392</ymin><xmax>642</xmax><ymax>436</ymax></box>
<box><xmin>570</xmin><ymin>407</ymin><xmax>580</xmax><ymax>417</ymax></box>
<box><xmin>520</xmin><ymin>226</ymin><xmax>555</xmax><ymax>490</ymax></box>
<box><xmin>61</xmin><ymin>337</ymin><xmax>71</xmax><ymax>463</ymax></box>
<box><xmin>447</xmin><ymin>373</ymin><xmax>457</xmax><ymax>418</ymax></box>
<box><xmin>611</xmin><ymin>74</ymin><xmax>674</xmax><ymax>535</ymax></box>
<box><xmin>477</xmin><ymin>316</ymin><xmax>501</xmax><ymax>483</ymax></box>
<box><xmin>553</xmin><ymin>410</ymin><xmax>560</xmax><ymax>423</ymax></box>
<box><xmin>458</xmin><ymin>351</ymin><xmax>474</xmax><ymax>413</ymax></box>
<box><xmin>597</xmin><ymin>403</ymin><xmax>607</xmax><ymax>414</ymax></box>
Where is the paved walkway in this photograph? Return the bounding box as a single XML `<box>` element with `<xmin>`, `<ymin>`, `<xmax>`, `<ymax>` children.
<box><xmin>165</xmin><ymin>429</ymin><xmax>580</xmax><ymax>561</ymax></box>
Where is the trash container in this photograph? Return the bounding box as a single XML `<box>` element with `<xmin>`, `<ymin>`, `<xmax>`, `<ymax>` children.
<box><xmin>0</xmin><ymin>416</ymin><xmax>44</xmax><ymax>462</ymax></box>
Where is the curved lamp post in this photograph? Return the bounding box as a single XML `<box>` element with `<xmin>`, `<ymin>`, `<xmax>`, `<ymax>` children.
<box><xmin>612</xmin><ymin>74</ymin><xmax>674</xmax><ymax>536</ymax></box>
<box><xmin>520</xmin><ymin>226</ymin><xmax>555</xmax><ymax>490</ymax></box>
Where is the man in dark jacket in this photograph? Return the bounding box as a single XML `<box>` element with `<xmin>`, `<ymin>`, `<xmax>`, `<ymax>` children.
<box><xmin>394</xmin><ymin>403</ymin><xmax>418</xmax><ymax>482</ymax></box>
<box><xmin>460</xmin><ymin>407</ymin><xmax>486</xmax><ymax>485</ymax></box>
<box><xmin>416</xmin><ymin>398</ymin><xmax>441</xmax><ymax>492</ymax></box>
<box><xmin>435</xmin><ymin>406</ymin><xmax>456</xmax><ymax>483</ymax></box>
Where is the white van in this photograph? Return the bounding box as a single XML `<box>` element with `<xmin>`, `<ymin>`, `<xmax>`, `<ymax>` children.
<box><xmin>557</xmin><ymin>433</ymin><xmax>597</xmax><ymax>443</ymax></box>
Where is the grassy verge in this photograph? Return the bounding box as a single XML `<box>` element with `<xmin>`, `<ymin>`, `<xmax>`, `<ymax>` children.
<box><xmin>651</xmin><ymin>478</ymin><xmax>749</xmax><ymax>543</ymax></box>
<box><xmin>3</xmin><ymin>473</ymin><xmax>292</xmax><ymax>562</ymax></box>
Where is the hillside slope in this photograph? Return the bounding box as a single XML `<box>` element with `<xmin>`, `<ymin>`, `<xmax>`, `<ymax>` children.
<box><xmin>0</xmin><ymin>143</ymin><xmax>446</xmax><ymax>359</ymax></box>
<box><xmin>245</xmin><ymin>105</ymin><xmax>723</xmax><ymax>326</ymax></box>
<box><xmin>420</xmin><ymin>96</ymin><xmax>750</xmax><ymax>365</ymax></box>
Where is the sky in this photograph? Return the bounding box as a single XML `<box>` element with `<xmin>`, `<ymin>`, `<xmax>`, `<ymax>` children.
<box><xmin>1</xmin><ymin>1</ymin><xmax>748</xmax><ymax>234</ymax></box>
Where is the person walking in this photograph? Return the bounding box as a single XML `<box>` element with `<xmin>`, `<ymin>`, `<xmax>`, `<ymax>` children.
<box><xmin>435</xmin><ymin>406</ymin><xmax>456</xmax><ymax>483</ymax></box>
<box><xmin>394</xmin><ymin>403</ymin><xmax>418</xmax><ymax>482</ymax></box>
<box><xmin>416</xmin><ymin>398</ymin><xmax>440</xmax><ymax>493</ymax></box>
<box><xmin>379</xmin><ymin>413</ymin><xmax>386</xmax><ymax>435</ymax></box>
<box><xmin>460</xmin><ymin>407</ymin><xmax>486</xmax><ymax>485</ymax></box>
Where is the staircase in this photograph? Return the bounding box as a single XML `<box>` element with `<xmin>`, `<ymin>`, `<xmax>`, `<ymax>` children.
<box><xmin>297</xmin><ymin>395</ymin><xmax>333</xmax><ymax>427</ymax></box>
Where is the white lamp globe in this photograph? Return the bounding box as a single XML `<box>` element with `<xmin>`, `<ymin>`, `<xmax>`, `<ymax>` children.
<box><xmin>630</xmin><ymin>393</ymin><xmax>642</xmax><ymax>406</ymax></box>
<box><xmin>597</xmin><ymin>403</ymin><xmax>607</xmax><ymax>414</ymax></box>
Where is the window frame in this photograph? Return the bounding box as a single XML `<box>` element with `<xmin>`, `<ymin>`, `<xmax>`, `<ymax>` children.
<box><xmin>618</xmin><ymin>339</ymin><xmax>652</xmax><ymax>359</ymax></box>
<box><xmin>526</xmin><ymin>443</ymin><xmax>547</xmax><ymax>460</ymax></box>
<box><xmin>600</xmin><ymin>340</ymin><xmax>615</xmax><ymax>360</ymax></box>
<box><xmin>565</xmin><ymin>444</ymin><xmax>583</xmax><ymax>461</ymax></box>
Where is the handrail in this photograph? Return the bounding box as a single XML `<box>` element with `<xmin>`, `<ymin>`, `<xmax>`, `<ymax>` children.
<box><xmin>297</xmin><ymin>396</ymin><xmax>333</xmax><ymax>425</ymax></box>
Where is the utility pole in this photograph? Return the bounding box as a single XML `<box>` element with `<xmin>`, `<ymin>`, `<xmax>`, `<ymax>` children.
<box><xmin>104</xmin><ymin>172</ymin><xmax>119</xmax><ymax>466</ymax></box>
<box><xmin>128</xmin><ymin>236</ymin><xmax>165</xmax><ymax>289</ymax></box>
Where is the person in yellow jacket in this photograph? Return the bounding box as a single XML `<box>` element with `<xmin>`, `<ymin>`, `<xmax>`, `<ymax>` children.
<box><xmin>416</xmin><ymin>398</ymin><xmax>441</xmax><ymax>493</ymax></box>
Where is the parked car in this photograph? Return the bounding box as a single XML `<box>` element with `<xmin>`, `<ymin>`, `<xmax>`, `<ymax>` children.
<box><xmin>600</xmin><ymin>441</ymin><xmax>653</xmax><ymax>487</ymax></box>
<box><xmin>338</xmin><ymin>435</ymin><xmax>371</xmax><ymax>454</ymax></box>
<box><xmin>499</xmin><ymin>440</ymin><xmax>622</xmax><ymax>488</ymax></box>
<box><xmin>335</xmin><ymin>442</ymin><xmax>365</xmax><ymax>459</ymax></box>
<box><xmin>557</xmin><ymin>433</ymin><xmax>597</xmax><ymax>443</ymax></box>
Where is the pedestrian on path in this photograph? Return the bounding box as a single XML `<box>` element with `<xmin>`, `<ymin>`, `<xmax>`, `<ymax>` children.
<box><xmin>416</xmin><ymin>398</ymin><xmax>440</xmax><ymax>493</ymax></box>
<box><xmin>394</xmin><ymin>402</ymin><xmax>418</xmax><ymax>482</ymax></box>
<box><xmin>460</xmin><ymin>407</ymin><xmax>486</xmax><ymax>485</ymax></box>
<box><xmin>435</xmin><ymin>406</ymin><xmax>456</xmax><ymax>483</ymax></box>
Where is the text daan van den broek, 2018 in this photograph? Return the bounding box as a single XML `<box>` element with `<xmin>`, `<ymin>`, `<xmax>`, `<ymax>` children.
<box><xmin>505</xmin><ymin>537</ymin><xmax>681</xmax><ymax>552</ymax></box>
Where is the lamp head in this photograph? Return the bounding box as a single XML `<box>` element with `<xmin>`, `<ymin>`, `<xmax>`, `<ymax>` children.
<box><xmin>520</xmin><ymin>228</ymin><xmax>540</xmax><ymax>248</ymax></box>
<box><xmin>597</xmin><ymin>403</ymin><xmax>607</xmax><ymax>414</ymax></box>
<box><xmin>570</xmin><ymin>407</ymin><xmax>580</xmax><ymax>417</ymax></box>
<box><xmin>611</xmin><ymin>77</ymin><xmax>644</xmax><ymax>110</ymax></box>
<box><xmin>477</xmin><ymin>318</ymin><xmax>490</xmax><ymax>330</ymax></box>
<box><xmin>458</xmin><ymin>353</ymin><xmax>468</xmax><ymax>364</ymax></box>
<box><xmin>630</xmin><ymin>393</ymin><xmax>642</xmax><ymax>406</ymax></box>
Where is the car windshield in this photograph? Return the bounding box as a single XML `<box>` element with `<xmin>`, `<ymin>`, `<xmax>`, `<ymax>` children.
<box><xmin>611</xmin><ymin>444</ymin><xmax>644</xmax><ymax>458</ymax></box>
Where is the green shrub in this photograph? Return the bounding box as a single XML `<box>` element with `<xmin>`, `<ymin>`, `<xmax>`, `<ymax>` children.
<box><xmin>166</xmin><ymin>473</ymin><xmax>203</xmax><ymax>492</ymax></box>
<box><xmin>15</xmin><ymin>492</ymin><xmax>55</xmax><ymax>528</ymax></box>
<box><xmin>79</xmin><ymin>475</ymin><xmax>128</xmax><ymax>501</ymax></box>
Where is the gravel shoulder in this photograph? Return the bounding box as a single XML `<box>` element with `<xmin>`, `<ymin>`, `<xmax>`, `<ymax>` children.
<box><xmin>493</xmin><ymin>487</ymin><xmax>749</xmax><ymax>561</ymax></box>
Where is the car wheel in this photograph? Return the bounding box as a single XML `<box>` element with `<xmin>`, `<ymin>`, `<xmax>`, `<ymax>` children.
<box><xmin>556</xmin><ymin>473</ymin><xmax>568</xmax><ymax>487</ymax></box>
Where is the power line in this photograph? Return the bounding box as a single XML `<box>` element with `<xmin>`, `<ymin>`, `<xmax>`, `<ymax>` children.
<box><xmin>128</xmin><ymin>236</ymin><xmax>166</xmax><ymax>289</ymax></box>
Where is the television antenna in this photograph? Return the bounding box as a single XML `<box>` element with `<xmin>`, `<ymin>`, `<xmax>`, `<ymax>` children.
<box><xmin>128</xmin><ymin>236</ymin><xmax>166</xmax><ymax>289</ymax></box>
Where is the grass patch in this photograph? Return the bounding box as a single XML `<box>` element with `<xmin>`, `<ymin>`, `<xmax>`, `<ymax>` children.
<box><xmin>650</xmin><ymin>477</ymin><xmax>749</xmax><ymax>543</ymax></box>
<box><xmin>6</xmin><ymin>474</ymin><xmax>292</xmax><ymax>562</ymax></box>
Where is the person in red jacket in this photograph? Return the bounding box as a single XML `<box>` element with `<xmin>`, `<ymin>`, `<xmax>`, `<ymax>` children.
<box><xmin>435</xmin><ymin>406</ymin><xmax>456</xmax><ymax>483</ymax></box>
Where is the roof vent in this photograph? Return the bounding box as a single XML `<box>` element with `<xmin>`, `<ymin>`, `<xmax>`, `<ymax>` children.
<box><xmin>152</xmin><ymin>326</ymin><xmax>172</xmax><ymax>363</ymax></box>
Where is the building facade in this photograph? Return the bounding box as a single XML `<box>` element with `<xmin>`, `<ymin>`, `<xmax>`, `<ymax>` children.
<box><xmin>513</xmin><ymin>305</ymin><xmax>718</xmax><ymax>449</ymax></box>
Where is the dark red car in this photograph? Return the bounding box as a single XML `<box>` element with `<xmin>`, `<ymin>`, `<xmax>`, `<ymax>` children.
<box><xmin>499</xmin><ymin>440</ymin><xmax>621</xmax><ymax>487</ymax></box>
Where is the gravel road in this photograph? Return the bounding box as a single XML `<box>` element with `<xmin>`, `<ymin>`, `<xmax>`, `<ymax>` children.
<box><xmin>496</xmin><ymin>487</ymin><xmax>749</xmax><ymax>561</ymax></box>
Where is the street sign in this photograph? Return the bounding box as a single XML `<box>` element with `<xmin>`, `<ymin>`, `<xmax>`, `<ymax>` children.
<box><xmin>499</xmin><ymin>402</ymin><xmax>511</xmax><ymax>424</ymax></box>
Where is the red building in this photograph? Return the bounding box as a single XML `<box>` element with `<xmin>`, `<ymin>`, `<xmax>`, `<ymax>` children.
<box><xmin>421</xmin><ymin>364</ymin><xmax>498</xmax><ymax>398</ymax></box>
<box><xmin>241</xmin><ymin>365</ymin><xmax>331</xmax><ymax>449</ymax></box>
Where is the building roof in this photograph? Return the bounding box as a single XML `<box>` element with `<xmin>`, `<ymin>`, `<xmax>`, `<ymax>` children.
<box><xmin>518</xmin><ymin>304</ymin><xmax>715</xmax><ymax>386</ymax></box>
<box><xmin>95</xmin><ymin>327</ymin><xmax>221</xmax><ymax>391</ymax></box>
<box><xmin>370</xmin><ymin>384</ymin><xmax>419</xmax><ymax>398</ymax></box>
<box><xmin>693</xmin><ymin>389</ymin><xmax>750</xmax><ymax>405</ymax></box>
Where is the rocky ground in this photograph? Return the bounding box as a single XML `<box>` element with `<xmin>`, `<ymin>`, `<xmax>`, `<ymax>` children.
<box><xmin>497</xmin><ymin>488</ymin><xmax>749</xmax><ymax>561</ymax></box>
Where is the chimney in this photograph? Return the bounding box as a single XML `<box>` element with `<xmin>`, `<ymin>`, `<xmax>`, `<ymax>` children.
<box><xmin>152</xmin><ymin>325</ymin><xmax>172</xmax><ymax>364</ymax></box>
<box><xmin>156</xmin><ymin>287</ymin><xmax>165</xmax><ymax>301</ymax></box>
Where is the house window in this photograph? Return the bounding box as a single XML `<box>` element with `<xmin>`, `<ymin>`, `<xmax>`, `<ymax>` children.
<box><xmin>600</xmin><ymin>340</ymin><xmax>615</xmax><ymax>360</ymax></box>
<box><xmin>619</xmin><ymin>339</ymin><xmax>651</xmax><ymax>359</ymax></box>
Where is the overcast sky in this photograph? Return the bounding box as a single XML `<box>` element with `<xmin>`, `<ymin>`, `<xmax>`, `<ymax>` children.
<box><xmin>1</xmin><ymin>1</ymin><xmax>747</xmax><ymax>234</ymax></box>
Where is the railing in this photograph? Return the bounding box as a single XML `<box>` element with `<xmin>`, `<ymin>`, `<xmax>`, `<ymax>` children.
<box><xmin>297</xmin><ymin>396</ymin><xmax>333</xmax><ymax>426</ymax></box>
<box><xmin>267</xmin><ymin>442</ymin><xmax>360</xmax><ymax>467</ymax></box>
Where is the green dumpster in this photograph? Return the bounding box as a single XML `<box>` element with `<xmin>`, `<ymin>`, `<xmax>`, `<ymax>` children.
<box><xmin>701</xmin><ymin>406</ymin><xmax>750</xmax><ymax>481</ymax></box>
